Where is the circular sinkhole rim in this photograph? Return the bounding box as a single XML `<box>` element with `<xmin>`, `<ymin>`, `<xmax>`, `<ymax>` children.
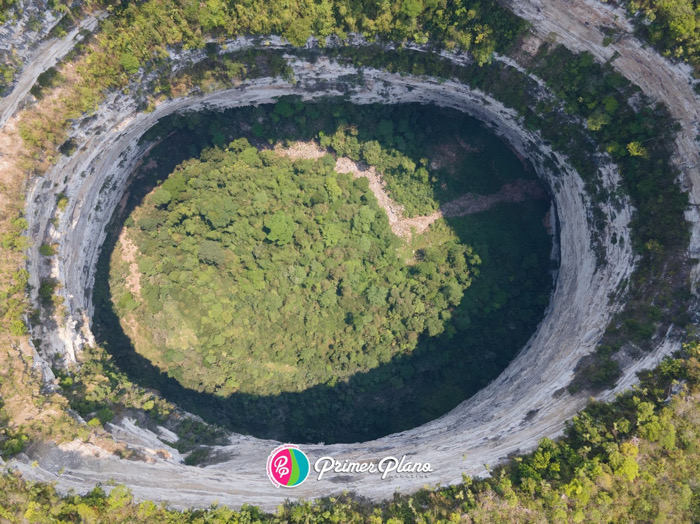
<box><xmin>20</xmin><ymin>49</ymin><xmax>637</xmax><ymax>507</ymax></box>
<box><xmin>91</xmin><ymin>100</ymin><xmax>557</xmax><ymax>443</ymax></box>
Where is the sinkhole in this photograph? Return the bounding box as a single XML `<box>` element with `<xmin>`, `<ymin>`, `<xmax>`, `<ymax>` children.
<box><xmin>91</xmin><ymin>100</ymin><xmax>555</xmax><ymax>443</ymax></box>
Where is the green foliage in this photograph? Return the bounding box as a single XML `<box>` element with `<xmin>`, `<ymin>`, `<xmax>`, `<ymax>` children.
<box><xmin>183</xmin><ymin>447</ymin><xmax>211</xmax><ymax>466</ymax></box>
<box><xmin>29</xmin><ymin>67</ymin><xmax>63</xmax><ymax>99</ymax></box>
<box><xmin>39</xmin><ymin>244</ymin><xmax>56</xmax><ymax>256</ymax></box>
<box><xmin>0</xmin><ymin>0</ymin><xmax>14</xmax><ymax>16</ymax></box>
<box><xmin>112</xmin><ymin>141</ymin><xmax>478</xmax><ymax>398</ymax></box>
<box><xmin>38</xmin><ymin>279</ymin><xmax>57</xmax><ymax>305</ymax></box>
<box><xmin>151</xmin><ymin>187</ymin><xmax>172</xmax><ymax>207</ymax></box>
<box><xmin>8</xmin><ymin>317</ymin><xmax>27</xmax><ymax>336</ymax></box>
<box><xmin>1</xmin><ymin>216</ymin><xmax>29</xmax><ymax>252</ymax></box>
<box><xmin>0</xmin><ymin>431</ymin><xmax>28</xmax><ymax>457</ymax></box>
<box><xmin>263</xmin><ymin>211</ymin><xmax>295</xmax><ymax>245</ymax></box>
<box><xmin>0</xmin><ymin>60</ymin><xmax>17</xmax><ymax>93</ymax></box>
<box><xmin>86</xmin><ymin>0</ymin><xmax>525</xmax><ymax>84</ymax></box>
<box><xmin>170</xmin><ymin>417</ymin><xmax>227</xmax><ymax>451</ymax></box>
<box><xmin>119</xmin><ymin>53</ymin><xmax>141</xmax><ymax>74</ymax></box>
<box><xmin>57</xmin><ymin>345</ymin><xmax>174</xmax><ymax>428</ymax></box>
<box><xmin>197</xmin><ymin>240</ymin><xmax>226</xmax><ymax>266</ymax></box>
<box><xmin>116</xmin><ymin>291</ymin><xmax>138</xmax><ymax>312</ymax></box>
<box><xmin>525</xmin><ymin>44</ymin><xmax>689</xmax><ymax>385</ymax></box>
<box><xmin>55</xmin><ymin>193</ymin><xmax>69</xmax><ymax>212</ymax></box>
<box><xmin>622</xmin><ymin>0</ymin><xmax>700</xmax><ymax>72</ymax></box>
<box><xmin>0</xmin><ymin>261</ymin><xmax>29</xmax><ymax>335</ymax></box>
<box><xmin>96</xmin><ymin>102</ymin><xmax>551</xmax><ymax>442</ymax></box>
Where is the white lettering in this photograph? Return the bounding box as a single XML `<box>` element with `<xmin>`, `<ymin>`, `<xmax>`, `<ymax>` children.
<box><xmin>313</xmin><ymin>454</ymin><xmax>432</xmax><ymax>480</ymax></box>
<box><xmin>273</xmin><ymin>455</ymin><xmax>289</xmax><ymax>477</ymax></box>
<box><xmin>314</xmin><ymin>456</ymin><xmax>336</xmax><ymax>480</ymax></box>
<box><xmin>378</xmin><ymin>456</ymin><xmax>399</xmax><ymax>479</ymax></box>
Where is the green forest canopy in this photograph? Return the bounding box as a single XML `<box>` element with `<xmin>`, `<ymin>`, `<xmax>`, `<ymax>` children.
<box><xmin>95</xmin><ymin>102</ymin><xmax>553</xmax><ymax>442</ymax></box>
<box><xmin>621</xmin><ymin>0</ymin><xmax>700</xmax><ymax>72</ymax></box>
<box><xmin>111</xmin><ymin>140</ymin><xmax>478</xmax><ymax>397</ymax></box>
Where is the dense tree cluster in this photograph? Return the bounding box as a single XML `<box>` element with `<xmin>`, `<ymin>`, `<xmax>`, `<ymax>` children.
<box><xmin>617</xmin><ymin>0</ymin><xmax>700</xmax><ymax>72</ymax></box>
<box><xmin>112</xmin><ymin>140</ymin><xmax>478</xmax><ymax>397</ymax></box>
<box><xmin>1</xmin><ymin>342</ymin><xmax>699</xmax><ymax>521</ymax></box>
<box><xmin>90</xmin><ymin>0</ymin><xmax>525</xmax><ymax>78</ymax></box>
<box><xmin>92</xmin><ymin>102</ymin><xmax>553</xmax><ymax>442</ymax></box>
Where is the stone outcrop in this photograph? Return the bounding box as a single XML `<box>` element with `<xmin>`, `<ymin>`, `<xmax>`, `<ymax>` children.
<box><xmin>1</xmin><ymin>13</ymin><xmax>696</xmax><ymax>511</ymax></box>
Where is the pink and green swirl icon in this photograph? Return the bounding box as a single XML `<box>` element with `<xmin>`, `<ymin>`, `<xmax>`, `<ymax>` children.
<box><xmin>266</xmin><ymin>444</ymin><xmax>310</xmax><ymax>488</ymax></box>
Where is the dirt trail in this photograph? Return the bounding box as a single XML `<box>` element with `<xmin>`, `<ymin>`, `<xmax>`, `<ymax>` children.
<box><xmin>404</xmin><ymin>180</ymin><xmax>546</xmax><ymax>234</ymax></box>
<box><xmin>333</xmin><ymin>156</ymin><xmax>411</xmax><ymax>235</ymax></box>
<box><xmin>277</xmin><ymin>141</ymin><xmax>546</xmax><ymax>239</ymax></box>
<box><xmin>273</xmin><ymin>141</ymin><xmax>327</xmax><ymax>160</ymax></box>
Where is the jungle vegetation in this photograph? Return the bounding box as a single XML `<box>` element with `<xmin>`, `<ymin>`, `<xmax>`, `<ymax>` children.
<box><xmin>112</xmin><ymin>141</ymin><xmax>479</xmax><ymax>397</ymax></box>
<box><xmin>611</xmin><ymin>0</ymin><xmax>700</xmax><ymax>73</ymax></box>
<box><xmin>94</xmin><ymin>102</ymin><xmax>553</xmax><ymax>442</ymax></box>
<box><xmin>1</xmin><ymin>341</ymin><xmax>699</xmax><ymax>522</ymax></box>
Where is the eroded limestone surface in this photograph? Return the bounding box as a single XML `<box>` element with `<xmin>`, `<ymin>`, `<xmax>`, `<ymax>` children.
<box><xmin>1</xmin><ymin>16</ymin><xmax>696</xmax><ymax>509</ymax></box>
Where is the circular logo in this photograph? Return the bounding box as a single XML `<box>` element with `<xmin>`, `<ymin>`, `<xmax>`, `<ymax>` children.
<box><xmin>266</xmin><ymin>444</ymin><xmax>310</xmax><ymax>488</ymax></box>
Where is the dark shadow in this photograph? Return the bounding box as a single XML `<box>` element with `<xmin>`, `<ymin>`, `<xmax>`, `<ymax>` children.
<box><xmin>92</xmin><ymin>101</ymin><xmax>554</xmax><ymax>443</ymax></box>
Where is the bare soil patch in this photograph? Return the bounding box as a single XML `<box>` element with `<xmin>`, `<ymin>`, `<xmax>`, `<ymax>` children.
<box><xmin>277</xmin><ymin>141</ymin><xmax>547</xmax><ymax>239</ymax></box>
<box><xmin>117</xmin><ymin>228</ymin><xmax>142</xmax><ymax>299</ymax></box>
<box><xmin>273</xmin><ymin>141</ymin><xmax>328</xmax><ymax>160</ymax></box>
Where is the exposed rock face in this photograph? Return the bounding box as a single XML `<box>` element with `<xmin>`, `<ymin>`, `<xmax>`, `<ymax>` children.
<box><xmin>0</xmin><ymin>1</ymin><xmax>99</xmax><ymax>125</ymax></box>
<box><xmin>2</xmin><ymin>28</ymin><xmax>695</xmax><ymax>511</ymax></box>
<box><xmin>506</xmin><ymin>0</ymin><xmax>700</xmax><ymax>283</ymax></box>
<box><xmin>0</xmin><ymin>0</ymin><xmax>60</xmax><ymax>68</ymax></box>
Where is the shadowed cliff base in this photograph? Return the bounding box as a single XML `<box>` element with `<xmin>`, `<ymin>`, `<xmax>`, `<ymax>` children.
<box><xmin>91</xmin><ymin>102</ymin><xmax>554</xmax><ymax>443</ymax></box>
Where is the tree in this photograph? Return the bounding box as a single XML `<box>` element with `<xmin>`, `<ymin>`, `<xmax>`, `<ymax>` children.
<box><xmin>198</xmin><ymin>240</ymin><xmax>226</xmax><ymax>266</ymax></box>
<box><xmin>658</xmin><ymin>0</ymin><xmax>697</xmax><ymax>40</ymax></box>
<box><xmin>401</xmin><ymin>0</ymin><xmax>424</xmax><ymax>18</ymax></box>
<box><xmin>361</xmin><ymin>140</ymin><xmax>383</xmax><ymax>165</ymax></box>
<box><xmin>366</xmin><ymin>285</ymin><xmax>388</xmax><ymax>307</ymax></box>
<box><xmin>627</xmin><ymin>141</ymin><xmax>649</xmax><ymax>158</ymax></box>
<box><xmin>119</xmin><ymin>53</ymin><xmax>140</xmax><ymax>74</ymax></box>
<box><xmin>265</xmin><ymin>211</ymin><xmax>296</xmax><ymax>245</ymax></box>
<box><xmin>352</xmin><ymin>207</ymin><xmax>375</xmax><ymax>233</ymax></box>
<box><xmin>151</xmin><ymin>188</ymin><xmax>172</xmax><ymax>208</ymax></box>
<box><xmin>586</xmin><ymin>111</ymin><xmax>610</xmax><ymax>131</ymax></box>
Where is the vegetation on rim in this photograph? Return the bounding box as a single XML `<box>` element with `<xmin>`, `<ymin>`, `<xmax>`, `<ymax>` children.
<box><xmin>0</xmin><ymin>0</ymin><xmax>696</xmax><ymax>517</ymax></box>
